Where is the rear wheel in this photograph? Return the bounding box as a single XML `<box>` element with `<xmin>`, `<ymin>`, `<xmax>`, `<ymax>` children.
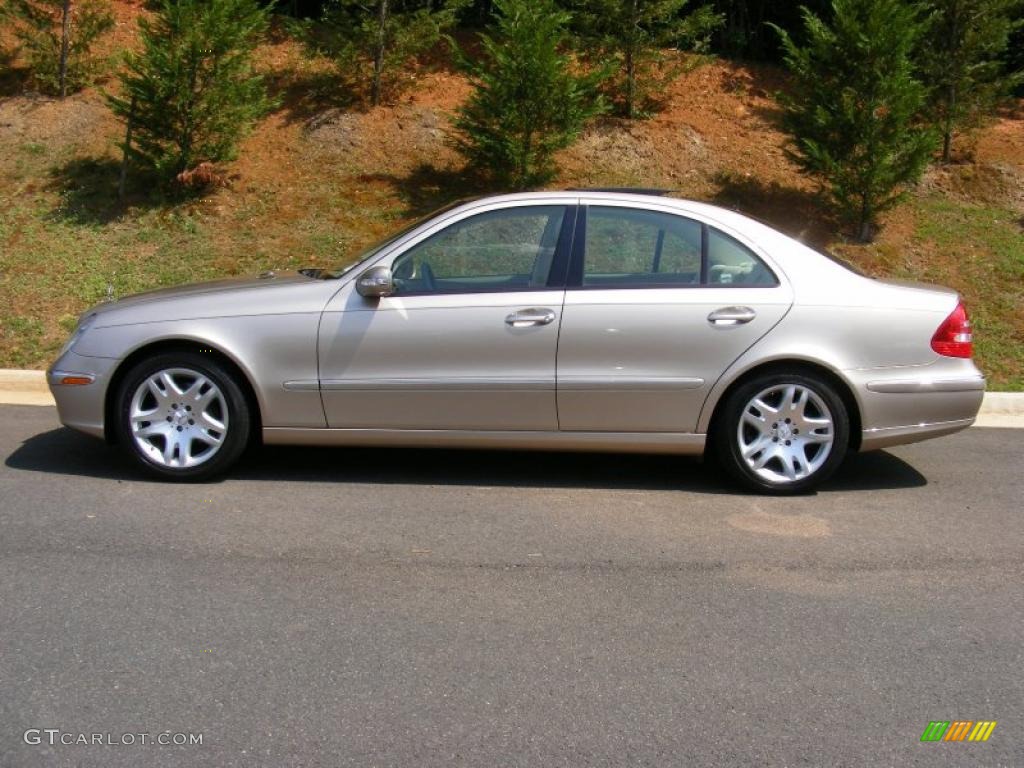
<box><xmin>115</xmin><ymin>352</ymin><xmax>252</xmax><ymax>481</ymax></box>
<box><xmin>715</xmin><ymin>372</ymin><xmax>849</xmax><ymax>494</ymax></box>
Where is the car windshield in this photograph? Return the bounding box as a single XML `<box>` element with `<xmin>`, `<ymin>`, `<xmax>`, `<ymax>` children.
<box><xmin>321</xmin><ymin>201</ymin><xmax>466</xmax><ymax>279</ymax></box>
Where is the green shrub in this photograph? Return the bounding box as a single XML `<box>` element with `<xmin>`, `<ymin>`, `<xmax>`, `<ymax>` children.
<box><xmin>453</xmin><ymin>0</ymin><xmax>607</xmax><ymax>189</ymax></box>
<box><xmin>1</xmin><ymin>0</ymin><xmax>114</xmax><ymax>96</ymax></box>
<box><xmin>773</xmin><ymin>0</ymin><xmax>937</xmax><ymax>241</ymax></box>
<box><xmin>107</xmin><ymin>0</ymin><xmax>275</xmax><ymax>182</ymax></box>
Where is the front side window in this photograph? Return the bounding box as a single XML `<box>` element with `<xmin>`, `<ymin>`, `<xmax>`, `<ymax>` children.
<box><xmin>583</xmin><ymin>207</ymin><xmax>702</xmax><ymax>287</ymax></box>
<box><xmin>391</xmin><ymin>206</ymin><xmax>567</xmax><ymax>295</ymax></box>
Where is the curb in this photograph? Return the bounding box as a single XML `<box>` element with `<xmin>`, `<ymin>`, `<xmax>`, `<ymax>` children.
<box><xmin>0</xmin><ymin>369</ymin><xmax>48</xmax><ymax>393</ymax></box>
<box><xmin>973</xmin><ymin>392</ymin><xmax>1024</xmax><ymax>428</ymax></box>
<box><xmin>976</xmin><ymin>391</ymin><xmax>1024</xmax><ymax>414</ymax></box>
<box><xmin>0</xmin><ymin>369</ymin><xmax>53</xmax><ymax>406</ymax></box>
<box><xmin>1</xmin><ymin>369</ymin><xmax>1022</xmax><ymax>425</ymax></box>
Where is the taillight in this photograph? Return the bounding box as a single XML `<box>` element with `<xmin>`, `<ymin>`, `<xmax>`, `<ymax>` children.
<box><xmin>931</xmin><ymin>301</ymin><xmax>972</xmax><ymax>358</ymax></box>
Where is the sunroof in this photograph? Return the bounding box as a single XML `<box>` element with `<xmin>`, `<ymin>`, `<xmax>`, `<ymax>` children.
<box><xmin>567</xmin><ymin>187</ymin><xmax>672</xmax><ymax>196</ymax></box>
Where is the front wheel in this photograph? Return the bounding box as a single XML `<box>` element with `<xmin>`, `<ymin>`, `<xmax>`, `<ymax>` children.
<box><xmin>115</xmin><ymin>352</ymin><xmax>252</xmax><ymax>481</ymax></box>
<box><xmin>715</xmin><ymin>373</ymin><xmax>849</xmax><ymax>494</ymax></box>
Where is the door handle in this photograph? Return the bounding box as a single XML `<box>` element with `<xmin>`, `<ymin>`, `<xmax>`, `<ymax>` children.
<box><xmin>708</xmin><ymin>306</ymin><xmax>757</xmax><ymax>326</ymax></box>
<box><xmin>505</xmin><ymin>308</ymin><xmax>557</xmax><ymax>328</ymax></box>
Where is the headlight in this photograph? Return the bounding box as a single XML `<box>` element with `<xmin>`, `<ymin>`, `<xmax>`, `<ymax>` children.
<box><xmin>58</xmin><ymin>313</ymin><xmax>96</xmax><ymax>358</ymax></box>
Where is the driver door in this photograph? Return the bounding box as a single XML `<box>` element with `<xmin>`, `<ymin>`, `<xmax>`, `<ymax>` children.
<box><xmin>318</xmin><ymin>202</ymin><xmax>576</xmax><ymax>431</ymax></box>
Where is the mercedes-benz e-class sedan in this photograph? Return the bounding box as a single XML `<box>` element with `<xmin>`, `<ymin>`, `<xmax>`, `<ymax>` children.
<box><xmin>48</xmin><ymin>191</ymin><xmax>985</xmax><ymax>492</ymax></box>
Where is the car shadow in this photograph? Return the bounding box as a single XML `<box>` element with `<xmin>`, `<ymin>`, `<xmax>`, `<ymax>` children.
<box><xmin>6</xmin><ymin>427</ymin><xmax>927</xmax><ymax>494</ymax></box>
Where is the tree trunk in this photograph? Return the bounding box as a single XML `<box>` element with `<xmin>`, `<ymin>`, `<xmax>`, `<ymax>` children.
<box><xmin>372</xmin><ymin>0</ymin><xmax>389</xmax><ymax>107</ymax></box>
<box><xmin>59</xmin><ymin>0</ymin><xmax>72</xmax><ymax>98</ymax></box>
<box><xmin>625</xmin><ymin>49</ymin><xmax>635</xmax><ymax>119</ymax></box>
<box><xmin>118</xmin><ymin>94</ymin><xmax>136</xmax><ymax>202</ymax></box>
<box><xmin>858</xmin><ymin>194</ymin><xmax>873</xmax><ymax>243</ymax></box>
<box><xmin>520</xmin><ymin>129</ymin><xmax>532</xmax><ymax>190</ymax></box>
<box><xmin>180</xmin><ymin>59</ymin><xmax>199</xmax><ymax>175</ymax></box>
<box><xmin>942</xmin><ymin>83</ymin><xmax>956</xmax><ymax>163</ymax></box>
<box><xmin>942</xmin><ymin>4</ymin><xmax>959</xmax><ymax>163</ymax></box>
<box><xmin>624</xmin><ymin>0</ymin><xmax>640</xmax><ymax>119</ymax></box>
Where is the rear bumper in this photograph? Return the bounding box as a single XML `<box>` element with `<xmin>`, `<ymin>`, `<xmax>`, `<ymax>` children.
<box><xmin>855</xmin><ymin>365</ymin><xmax>984</xmax><ymax>451</ymax></box>
<box><xmin>47</xmin><ymin>351</ymin><xmax>119</xmax><ymax>439</ymax></box>
<box><xmin>860</xmin><ymin>416</ymin><xmax>976</xmax><ymax>451</ymax></box>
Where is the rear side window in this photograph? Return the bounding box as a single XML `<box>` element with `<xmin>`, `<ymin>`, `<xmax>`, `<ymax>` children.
<box><xmin>583</xmin><ymin>207</ymin><xmax>702</xmax><ymax>287</ymax></box>
<box><xmin>706</xmin><ymin>229</ymin><xmax>777</xmax><ymax>286</ymax></box>
<box><xmin>576</xmin><ymin>206</ymin><xmax>778</xmax><ymax>289</ymax></box>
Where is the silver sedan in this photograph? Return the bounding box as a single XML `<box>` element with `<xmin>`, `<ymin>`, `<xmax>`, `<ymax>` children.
<box><xmin>48</xmin><ymin>191</ymin><xmax>985</xmax><ymax>492</ymax></box>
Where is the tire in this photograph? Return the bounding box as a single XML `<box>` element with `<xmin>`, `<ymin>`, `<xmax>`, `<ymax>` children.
<box><xmin>114</xmin><ymin>351</ymin><xmax>252</xmax><ymax>481</ymax></box>
<box><xmin>714</xmin><ymin>372</ymin><xmax>849</xmax><ymax>494</ymax></box>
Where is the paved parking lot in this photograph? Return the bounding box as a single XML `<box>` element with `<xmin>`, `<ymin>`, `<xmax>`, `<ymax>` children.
<box><xmin>1</xmin><ymin>404</ymin><xmax>1021</xmax><ymax>766</ymax></box>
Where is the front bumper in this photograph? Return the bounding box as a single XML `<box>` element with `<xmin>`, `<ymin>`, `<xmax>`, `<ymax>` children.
<box><xmin>47</xmin><ymin>350</ymin><xmax>120</xmax><ymax>439</ymax></box>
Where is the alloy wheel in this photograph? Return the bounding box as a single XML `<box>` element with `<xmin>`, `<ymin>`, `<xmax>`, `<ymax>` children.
<box><xmin>129</xmin><ymin>368</ymin><xmax>229</xmax><ymax>469</ymax></box>
<box><xmin>736</xmin><ymin>383</ymin><xmax>835</xmax><ymax>484</ymax></box>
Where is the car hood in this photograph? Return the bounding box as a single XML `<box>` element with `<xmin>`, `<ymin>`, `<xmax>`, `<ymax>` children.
<box><xmin>82</xmin><ymin>270</ymin><xmax>340</xmax><ymax>328</ymax></box>
<box><xmin>89</xmin><ymin>272</ymin><xmax>312</xmax><ymax>316</ymax></box>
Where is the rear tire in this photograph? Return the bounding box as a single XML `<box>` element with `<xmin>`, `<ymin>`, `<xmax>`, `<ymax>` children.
<box><xmin>114</xmin><ymin>352</ymin><xmax>252</xmax><ymax>481</ymax></box>
<box><xmin>714</xmin><ymin>372</ymin><xmax>849</xmax><ymax>494</ymax></box>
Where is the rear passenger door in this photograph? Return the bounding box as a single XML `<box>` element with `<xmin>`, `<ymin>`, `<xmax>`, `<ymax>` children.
<box><xmin>556</xmin><ymin>202</ymin><xmax>793</xmax><ymax>434</ymax></box>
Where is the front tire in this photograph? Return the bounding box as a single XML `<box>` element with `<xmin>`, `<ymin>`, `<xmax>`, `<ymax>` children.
<box><xmin>715</xmin><ymin>372</ymin><xmax>849</xmax><ymax>494</ymax></box>
<box><xmin>115</xmin><ymin>352</ymin><xmax>252</xmax><ymax>481</ymax></box>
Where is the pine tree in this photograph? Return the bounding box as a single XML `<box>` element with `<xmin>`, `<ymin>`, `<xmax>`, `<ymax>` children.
<box><xmin>569</xmin><ymin>0</ymin><xmax>724</xmax><ymax>118</ymax></box>
<box><xmin>2</xmin><ymin>0</ymin><xmax>114</xmax><ymax>97</ymax></box>
<box><xmin>773</xmin><ymin>0</ymin><xmax>937</xmax><ymax>242</ymax></box>
<box><xmin>107</xmin><ymin>0</ymin><xmax>274</xmax><ymax>183</ymax></box>
<box><xmin>703</xmin><ymin>0</ymin><xmax>833</xmax><ymax>60</ymax></box>
<box><xmin>294</xmin><ymin>0</ymin><xmax>466</xmax><ymax>106</ymax></box>
<box><xmin>453</xmin><ymin>0</ymin><xmax>607</xmax><ymax>189</ymax></box>
<box><xmin>920</xmin><ymin>0</ymin><xmax>1024</xmax><ymax>162</ymax></box>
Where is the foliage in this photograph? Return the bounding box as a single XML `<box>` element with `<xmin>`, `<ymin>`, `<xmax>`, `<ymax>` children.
<box><xmin>1007</xmin><ymin>18</ymin><xmax>1024</xmax><ymax>94</ymax></box>
<box><xmin>107</xmin><ymin>0</ymin><xmax>275</xmax><ymax>182</ymax></box>
<box><xmin>291</xmin><ymin>0</ymin><xmax>466</xmax><ymax>106</ymax></box>
<box><xmin>569</xmin><ymin>0</ymin><xmax>724</xmax><ymax>118</ymax></box>
<box><xmin>453</xmin><ymin>0</ymin><xmax>607</xmax><ymax>188</ymax></box>
<box><xmin>773</xmin><ymin>0</ymin><xmax>937</xmax><ymax>242</ymax></box>
<box><xmin>1</xmin><ymin>0</ymin><xmax>114</xmax><ymax>96</ymax></box>
<box><xmin>703</xmin><ymin>0</ymin><xmax>833</xmax><ymax>59</ymax></box>
<box><xmin>919</xmin><ymin>0</ymin><xmax>1024</xmax><ymax>161</ymax></box>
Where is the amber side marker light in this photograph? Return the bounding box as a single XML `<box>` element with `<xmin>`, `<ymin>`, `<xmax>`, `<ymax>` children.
<box><xmin>60</xmin><ymin>376</ymin><xmax>93</xmax><ymax>386</ymax></box>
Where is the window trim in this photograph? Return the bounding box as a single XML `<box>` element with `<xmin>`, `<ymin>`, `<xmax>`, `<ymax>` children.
<box><xmin>386</xmin><ymin>204</ymin><xmax>578</xmax><ymax>298</ymax></box>
<box><xmin>567</xmin><ymin>204</ymin><xmax>780</xmax><ymax>291</ymax></box>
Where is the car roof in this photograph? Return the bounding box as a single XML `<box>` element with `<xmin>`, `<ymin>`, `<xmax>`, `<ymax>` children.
<box><xmin>460</xmin><ymin>190</ymin><xmax>776</xmax><ymax>242</ymax></box>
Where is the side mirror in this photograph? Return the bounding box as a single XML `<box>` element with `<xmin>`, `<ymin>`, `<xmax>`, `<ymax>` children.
<box><xmin>355</xmin><ymin>266</ymin><xmax>394</xmax><ymax>298</ymax></box>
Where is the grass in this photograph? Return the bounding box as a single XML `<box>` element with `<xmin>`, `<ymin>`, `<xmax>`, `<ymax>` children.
<box><xmin>0</xmin><ymin>140</ymin><xmax>402</xmax><ymax>368</ymax></box>
<box><xmin>909</xmin><ymin>198</ymin><xmax>1024</xmax><ymax>390</ymax></box>
<box><xmin>0</xmin><ymin>197</ymin><xmax>400</xmax><ymax>367</ymax></box>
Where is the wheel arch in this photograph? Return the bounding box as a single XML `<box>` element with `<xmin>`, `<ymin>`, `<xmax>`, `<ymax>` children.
<box><xmin>702</xmin><ymin>358</ymin><xmax>863</xmax><ymax>453</ymax></box>
<box><xmin>103</xmin><ymin>339</ymin><xmax>264</xmax><ymax>444</ymax></box>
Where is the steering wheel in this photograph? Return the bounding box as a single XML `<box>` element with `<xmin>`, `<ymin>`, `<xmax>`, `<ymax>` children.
<box><xmin>420</xmin><ymin>261</ymin><xmax>437</xmax><ymax>291</ymax></box>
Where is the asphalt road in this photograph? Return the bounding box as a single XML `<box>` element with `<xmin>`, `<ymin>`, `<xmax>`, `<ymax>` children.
<box><xmin>1</xmin><ymin>404</ymin><xmax>1021</xmax><ymax>767</ymax></box>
